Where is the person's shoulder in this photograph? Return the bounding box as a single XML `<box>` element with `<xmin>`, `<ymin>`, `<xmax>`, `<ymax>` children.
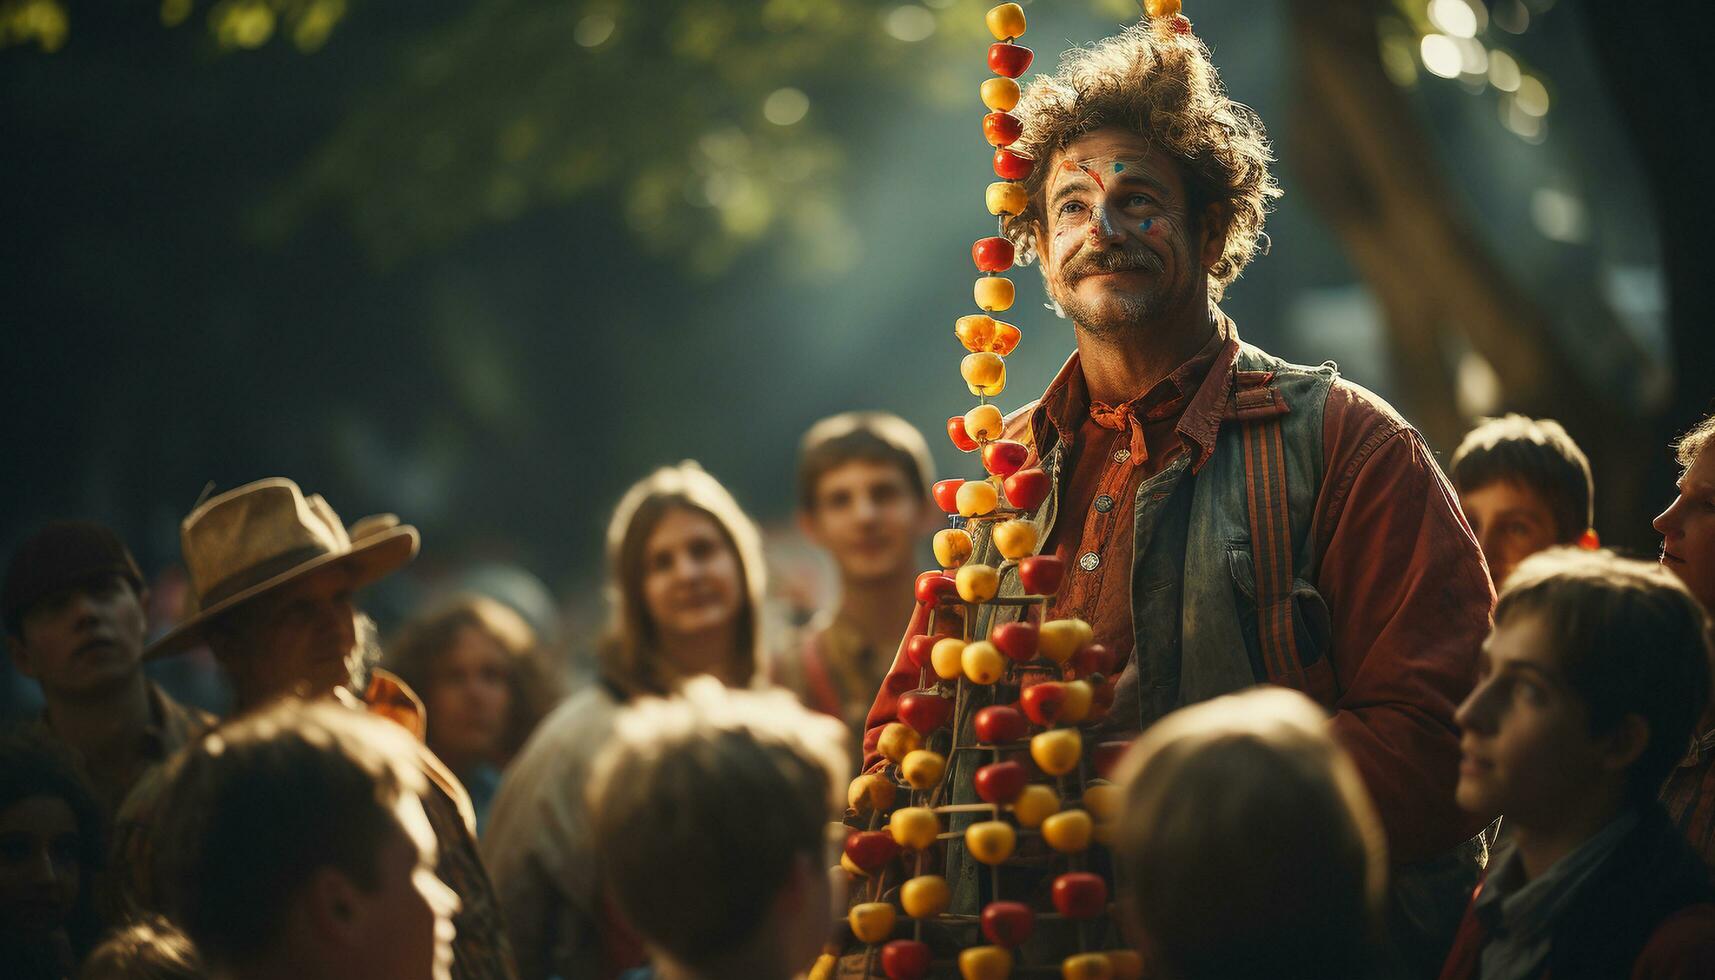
<box><xmin>1323</xmin><ymin>376</ymin><xmax>1412</xmax><ymax>439</ymax></box>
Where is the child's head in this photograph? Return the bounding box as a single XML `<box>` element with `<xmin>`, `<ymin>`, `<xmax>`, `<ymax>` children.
<box><xmin>153</xmin><ymin>700</ymin><xmax>459</xmax><ymax>980</ymax></box>
<box><xmin>1654</xmin><ymin>413</ymin><xmax>1715</xmax><ymax>611</ymax></box>
<box><xmin>1111</xmin><ymin>688</ymin><xmax>1387</xmax><ymax>980</ymax></box>
<box><xmin>1451</xmin><ymin>415</ymin><xmax>1594</xmax><ymax>587</ymax></box>
<box><xmin>79</xmin><ymin>917</ymin><xmax>205</xmax><ymax>980</ymax></box>
<box><xmin>1455</xmin><ymin>549</ymin><xmax>1712</xmax><ymax>831</ymax></box>
<box><xmin>588</xmin><ymin>677</ymin><xmax>848</xmax><ymax>978</ymax></box>
<box><xmin>796</xmin><ymin>412</ymin><xmax>933</xmax><ymax>586</ymax></box>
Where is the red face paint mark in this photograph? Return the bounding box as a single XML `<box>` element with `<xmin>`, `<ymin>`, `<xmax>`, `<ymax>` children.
<box><xmin>1078</xmin><ymin>164</ymin><xmax>1107</xmax><ymax>192</ymax></box>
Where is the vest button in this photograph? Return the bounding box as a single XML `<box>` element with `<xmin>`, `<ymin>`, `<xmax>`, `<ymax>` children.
<box><xmin>1079</xmin><ymin>552</ymin><xmax>1100</xmax><ymax>571</ymax></box>
<box><xmin>1094</xmin><ymin>495</ymin><xmax>1114</xmax><ymax>513</ymax></box>
<box><xmin>1112</xmin><ymin>449</ymin><xmax>1131</xmax><ymax>462</ymax></box>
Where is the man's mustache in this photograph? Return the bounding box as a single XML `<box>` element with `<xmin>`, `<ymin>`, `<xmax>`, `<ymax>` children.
<box><xmin>1062</xmin><ymin>246</ymin><xmax>1165</xmax><ymax>283</ymax></box>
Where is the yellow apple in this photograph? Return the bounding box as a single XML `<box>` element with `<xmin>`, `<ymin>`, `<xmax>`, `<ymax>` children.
<box><xmin>964</xmin><ymin>820</ymin><xmax>1017</xmax><ymax>865</ymax></box>
<box><xmin>1082</xmin><ymin>783</ymin><xmax>1120</xmax><ymax>823</ymax></box>
<box><xmin>985</xmin><ymin>2</ymin><xmax>1026</xmax><ymax>41</ymax></box>
<box><xmin>970</xmin><ymin>365</ymin><xmax>1006</xmax><ymax>398</ymax></box>
<box><xmin>962</xmin><ymin>352</ymin><xmax>1006</xmax><ymax>389</ymax></box>
<box><xmin>1106</xmin><ymin>949</ymin><xmax>1143</xmax><ymax>980</ymax></box>
<box><xmin>849</xmin><ymin>901</ymin><xmax>897</xmax><ymax>944</ymax></box>
<box><xmin>974</xmin><ymin>276</ymin><xmax>1015</xmax><ymax>313</ymax></box>
<box><xmin>956</xmin><ymin>314</ymin><xmax>997</xmax><ymax>352</ymax></box>
<box><xmin>991</xmin><ymin>519</ymin><xmax>1038</xmax><ymax>560</ymax></box>
<box><xmin>956</xmin><ymin>480</ymin><xmax>999</xmax><ymax>518</ymax></box>
<box><xmin>1041</xmin><ymin>809</ymin><xmax>1093</xmax><ymax>853</ymax></box>
<box><xmin>933</xmin><ymin>528</ymin><xmax>974</xmax><ymax>569</ymax></box>
<box><xmin>957</xmin><ymin>563</ymin><xmax>1000</xmax><ymax>603</ymax></box>
<box><xmin>1059</xmin><ymin>679</ymin><xmax>1093</xmax><ymax>723</ymax></box>
<box><xmin>1031</xmin><ymin>728</ymin><xmax>1082</xmax><ymax>776</ymax></box>
<box><xmin>878</xmin><ymin>722</ymin><xmax>922</xmax><ymax>763</ymax></box>
<box><xmin>809</xmin><ymin>952</ymin><xmax>837</xmax><ymax>980</ymax></box>
<box><xmin>1061</xmin><ymin>952</ymin><xmax>1114</xmax><ymax>980</ymax></box>
<box><xmin>902</xmin><ymin>749</ymin><xmax>947</xmax><ymax>789</ymax></box>
<box><xmin>900</xmin><ymin>874</ymin><xmax>951</xmax><ymax>918</ymax></box>
<box><xmin>1012</xmin><ymin>784</ymin><xmax>1061</xmax><ymax>827</ymax></box>
<box><xmin>980</xmin><ymin>76</ymin><xmax>1021</xmax><ymax>113</ymax></box>
<box><xmin>848</xmin><ymin>773</ymin><xmax>897</xmax><ymax>814</ymax></box>
<box><xmin>962</xmin><ymin>640</ymin><xmax>1007</xmax><ymax>685</ymax></box>
<box><xmin>959</xmin><ymin>944</ymin><xmax>1014</xmax><ymax>980</ymax></box>
<box><xmin>930</xmin><ymin>637</ymin><xmax>967</xmax><ymax>680</ymax></box>
<box><xmin>965</xmin><ymin>404</ymin><xmax>1004</xmax><ymax>441</ymax></box>
<box><xmin>840</xmin><ymin>852</ymin><xmax>869</xmax><ymax>878</ymax></box>
<box><xmin>890</xmin><ymin>805</ymin><xmax>941</xmax><ymax>851</ymax></box>
<box><xmin>985</xmin><ymin>181</ymin><xmax>1029</xmax><ymax>217</ymax></box>
<box><xmin>1038</xmin><ymin>618</ymin><xmax>1093</xmax><ymax>663</ymax></box>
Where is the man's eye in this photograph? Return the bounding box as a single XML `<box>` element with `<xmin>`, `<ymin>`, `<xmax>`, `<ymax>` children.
<box><xmin>1059</xmin><ymin>201</ymin><xmax>1084</xmax><ymax>216</ymax></box>
<box><xmin>1127</xmin><ymin>194</ymin><xmax>1154</xmax><ymax>207</ymax></box>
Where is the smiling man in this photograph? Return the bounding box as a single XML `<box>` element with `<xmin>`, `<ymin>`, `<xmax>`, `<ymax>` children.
<box><xmin>863</xmin><ymin>16</ymin><xmax>1495</xmax><ymax>972</ymax></box>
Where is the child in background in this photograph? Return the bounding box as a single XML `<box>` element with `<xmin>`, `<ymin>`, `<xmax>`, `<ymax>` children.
<box><xmin>1450</xmin><ymin>415</ymin><xmax>1596</xmax><ymax>588</ymax></box>
<box><xmin>1442</xmin><ymin>549</ymin><xmax>1715</xmax><ymax>979</ymax></box>
<box><xmin>589</xmin><ymin>678</ymin><xmax>847</xmax><ymax>980</ymax></box>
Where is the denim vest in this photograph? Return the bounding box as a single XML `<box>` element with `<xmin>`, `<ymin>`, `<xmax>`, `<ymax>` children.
<box><xmin>941</xmin><ymin>344</ymin><xmax>1339</xmax><ymax>932</ymax></box>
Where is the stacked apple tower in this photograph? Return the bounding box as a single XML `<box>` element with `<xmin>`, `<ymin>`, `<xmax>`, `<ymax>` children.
<box><xmin>823</xmin><ymin>5</ymin><xmax>1142</xmax><ymax>979</ymax></box>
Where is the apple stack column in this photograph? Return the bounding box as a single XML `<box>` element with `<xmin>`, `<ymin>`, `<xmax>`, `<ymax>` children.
<box><xmin>823</xmin><ymin>6</ymin><xmax>1145</xmax><ymax>979</ymax></box>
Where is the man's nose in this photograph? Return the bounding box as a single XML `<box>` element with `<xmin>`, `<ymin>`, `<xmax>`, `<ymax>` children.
<box><xmin>1653</xmin><ymin>500</ymin><xmax>1679</xmax><ymax>537</ymax></box>
<box><xmin>1088</xmin><ymin>204</ymin><xmax>1123</xmax><ymax>244</ymax></box>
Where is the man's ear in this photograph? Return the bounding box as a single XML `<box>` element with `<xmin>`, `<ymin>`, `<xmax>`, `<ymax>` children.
<box><xmin>305</xmin><ymin>866</ymin><xmax>370</xmax><ymax>949</ymax></box>
<box><xmin>1198</xmin><ymin>202</ymin><xmax>1230</xmax><ymax>270</ymax></box>
<box><xmin>1601</xmin><ymin>714</ymin><xmax>1650</xmax><ymax>774</ymax></box>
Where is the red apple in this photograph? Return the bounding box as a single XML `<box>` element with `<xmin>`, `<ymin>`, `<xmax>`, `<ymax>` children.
<box><xmin>1021</xmin><ymin>681</ymin><xmax>1067</xmax><ymax>726</ymax></box>
<box><xmin>973</xmin><ymin>760</ymin><xmax>1027</xmax><ymax>804</ymax></box>
<box><xmin>1052</xmin><ymin>872</ymin><xmax>1108</xmax><ymax>918</ymax></box>
<box><xmin>881</xmin><ymin>939</ymin><xmax>932</xmax><ymax>980</ymax></box>
<box><xmin>932</xmin><ymin>478</ymin><xmax>965</xmax><ymax>513</ymax></box>
<box><xmin>973</xmin><ymin>705</ymin><xmax>1027</xmax><ymax>744</ymax></box>
<box><xmin>993</xmin><ymin>147</ymin><xmax>1035</xmax><ymax>181</ymax></box>
<box><xmin>905</xmin><ymin>634</ymin><xmax>937</xmax><ymax>671</ymax></box>
<box><xmin>982</xmin><ymin>111</ymin><xmax>1022</xmax><ymax>147</ymax></box>
<box><xmin>981</xmin><ymin>439</ymin><xmax>1029</xmax><ymax>478</ymax></box>
<box><xmin>898</xmin><ymin>691</ymin><xmax>953</xmax><ymax>735</ymax></box>
<box><xmin>1003</xmin><ymin>467</ymin><xmax>1049</xmax><ymax>510</ymax></box>
<box><xmin>947</xmin><ymin>416</ymin><xmax>979</xmax><ymax>453</ymax></box>
<box><xmin>845</xmin><ymin>830</ymin><xmax>901</xmax><ymax>873</ymax></box>
<box><xmin>1071</xmin><ymin>643</ymin><xmax>1116</xmax><ymax>677</ymax></box>
<box><xmin>987</xmin><ymin>41</ymin><xmax>1034</xmax><ymax>78</ymax></box>
<box><xmin>990</xmin><ymin>621</ymin><xmax>1039</xmax><ymax>661</ymax></box>
<box><xmin>980</xmin><ymin>900</ymin><xmax>1035</xmax><ymax>947</ymax></box>
<box><xmin>914</xmin><ymin>571</ymin><xmax>958</xmax><ymax>604</ymax></box>
<box><xmin>972</xmin><ymin>236</ymin><xmax>1015</xmax><ymax>273</ymax></box>
<box><xmin>1017</xmin><ymin>555</ymin><xmax>1065</xmax><ymax>596</ymax></box>
<box><xmin>1093</xmin><ymin>740</ymin><xmax>1131</xmax><ymax>778</ymax></box>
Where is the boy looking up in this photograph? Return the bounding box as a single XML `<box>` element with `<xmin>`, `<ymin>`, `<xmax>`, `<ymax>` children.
<box><xmin>1442</xmin><ymin>549</ymin><xmax>1715</xmax><ymax>979</ymax></box>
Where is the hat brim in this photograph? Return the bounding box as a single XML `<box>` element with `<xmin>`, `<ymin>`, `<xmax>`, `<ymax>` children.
<box><xmin>144</xmin><ymin>525</ymin><xmax>419</xmax><ymax>660</ymax></box>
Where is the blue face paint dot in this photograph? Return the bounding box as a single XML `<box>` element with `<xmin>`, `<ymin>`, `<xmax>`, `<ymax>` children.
<box><xmin>1113</xmin><ymin>162</ymin><xmax>1125</xmax><ymax>173</ymax></box>
<box><xmin>1139</xmin><ymin>218</ymin><xmax>1154</xmax><ymax>232</ymax></box>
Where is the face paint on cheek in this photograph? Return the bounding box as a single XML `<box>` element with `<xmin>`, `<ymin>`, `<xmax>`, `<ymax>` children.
<box><xmin>1138</xmin><ymin>217</ymin><xmax>1157</xmax><ymax>235</ymax></box>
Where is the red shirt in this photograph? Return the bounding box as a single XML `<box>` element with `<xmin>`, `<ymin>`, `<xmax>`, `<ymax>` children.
<box><xmin>866</xmin><ymin>320</ymin><xmax>1496</xmax><ymax>863</ymax></box>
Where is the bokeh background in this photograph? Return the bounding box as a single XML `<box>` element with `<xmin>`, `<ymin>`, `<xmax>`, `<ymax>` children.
<box><xmin>3</xmin><ymin>0</ymin><xmax>1710</xmax><ymax>704</ymax></box>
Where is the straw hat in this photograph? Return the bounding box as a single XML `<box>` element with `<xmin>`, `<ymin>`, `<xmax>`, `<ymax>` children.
<box><xmin>145</xmin><ymin>478</ymin><xmax>418</xmax><ymax>659</ymax></box>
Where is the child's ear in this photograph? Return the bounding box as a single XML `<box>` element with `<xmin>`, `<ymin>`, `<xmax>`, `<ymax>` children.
<box><xmin>1600</xmin><ymin>714</ymin><xmax>1650</xmax><ymax>774</ymax></box>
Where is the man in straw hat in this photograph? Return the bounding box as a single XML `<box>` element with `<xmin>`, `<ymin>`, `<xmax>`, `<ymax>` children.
<box><xmin>116</xmin><ymin>477</ymin><xmax>516</xmax><ymax>980</ymax></box>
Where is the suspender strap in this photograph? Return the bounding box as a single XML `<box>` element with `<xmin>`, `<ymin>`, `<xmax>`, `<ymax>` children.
<box><xmin>1240</xmin><ymin>415</ymin><xmax>1303</xmax><ymax>687</ymax></box>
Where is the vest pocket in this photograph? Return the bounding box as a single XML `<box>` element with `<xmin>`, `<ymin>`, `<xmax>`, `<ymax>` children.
<box><xmin>1226</xmin><ymin>548</ymin><xmax>1337</xmax><ymax>705</ymax></box>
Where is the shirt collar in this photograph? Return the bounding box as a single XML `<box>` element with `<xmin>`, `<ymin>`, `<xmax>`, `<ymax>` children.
<box><xmin>1029</xmin><ymin>308</ymin><xmax>1241</xmax><ymax>472</ymax></box>
<box><xmin>1475</xmin><ymin>808</ymin><xmax>1640</xmax><ymax>943</ymax></box>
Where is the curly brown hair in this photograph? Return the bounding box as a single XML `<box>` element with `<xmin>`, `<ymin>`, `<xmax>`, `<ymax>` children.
<box><xmin>385</xmin><ymin>594</ymin><xmax>564</xmax><ymax>762</ymax></box>
<box><xmin>1001</xmin><ymin>18</ymin><xmax>1280</xmax><ymax>299</ymax></box>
